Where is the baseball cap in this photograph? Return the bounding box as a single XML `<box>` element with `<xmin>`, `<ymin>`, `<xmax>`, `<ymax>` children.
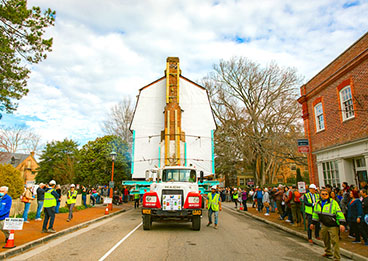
<box><xmin>70</xmin><ymin>184</ymin><xmax>75</xmax><ymax>187</ymax></box>
<box><xmin>49</xmin><ymin>180</ymin><xmax>56</xmax><ymax>185</ymax></box>
<box><xmin>309</xmin><ymin>184</ymin><xmax>317</xmax><ymax>189</ymax></box>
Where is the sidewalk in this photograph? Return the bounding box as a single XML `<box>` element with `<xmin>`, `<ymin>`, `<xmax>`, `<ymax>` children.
<box><xmin>223</xmin><ymin>202</ymin><xmax>368</xmax><ymax>260</ymax></box>
<box><xmin>0</xmin><ymin>202</ymin><xmax>133</xmax><ymax>257</ymax></box>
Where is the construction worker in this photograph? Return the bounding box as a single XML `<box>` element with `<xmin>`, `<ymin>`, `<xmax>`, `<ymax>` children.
<box><xmin>134</xmin><ymin>192</ymin><xmax>140</xmax><ymax>209</ymax></box>
<box><xmin>66</xmin><ymin>184</ymin><xmax>78</xmax><ymax>222</ymax></box>
<box><xmin>232</xmin><ymin>188</ymin><xmax>239</xmax><ymax>208</ymax></box>
<box><xmin>42</xmin><ymin>180</ymin><xmax>59</xmax><ymax>233</ymax></box>
<box><xmin>310</xmin><ymin>188</ymin><xmax>346</xmax><ymax>260</ymax></box>
<box><xmin>206</xmin><ymin>185</ymin><xmax>222</xmax><ymax>229</ymax></box>
<box><xmin>304</xmin><ymin>184</ymin><xmax>321</xmax><ymax>243</ymax></box>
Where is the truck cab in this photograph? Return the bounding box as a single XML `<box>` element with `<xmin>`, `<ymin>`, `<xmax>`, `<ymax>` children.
<box><xmin>142</xmin><ymin>166</ymin><xmax>203</xmax><ymax>231</ymax></box>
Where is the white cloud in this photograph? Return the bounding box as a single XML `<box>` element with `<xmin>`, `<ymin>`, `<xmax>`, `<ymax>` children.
<box><xmin>7</xmin><ymin>0</ymin><xmax>367</xmax><ymax>146</ymax></box>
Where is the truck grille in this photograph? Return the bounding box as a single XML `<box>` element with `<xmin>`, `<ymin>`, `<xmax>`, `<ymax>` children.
<box><xmin>162</xmin><ymin>189</ymin><xmax>184</xmax><ymax>210</ymax></box>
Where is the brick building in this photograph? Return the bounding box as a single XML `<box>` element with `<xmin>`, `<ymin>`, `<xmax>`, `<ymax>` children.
<box><xmin>0</xmin><ymin>152</ymin><xmax>39</xmax><ymax>184</ymax></box>
<box><xmin>298</xmin><ymin>32</ymin><xmax>368</xmax><ymax>188</ymax></box>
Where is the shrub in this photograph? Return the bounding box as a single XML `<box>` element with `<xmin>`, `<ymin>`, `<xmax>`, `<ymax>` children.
<box><xmin>58</xmin><ymin>207</ymin><xmax>69</xmax><ymax>213</ymax></box>
<box><xmin>0</xmin><ymin>164</ymin><xmax>24</xmax><ymax>198</ymax></box>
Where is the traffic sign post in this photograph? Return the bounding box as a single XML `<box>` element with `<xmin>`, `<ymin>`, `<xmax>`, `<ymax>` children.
<box><xmin>297</xmin><ymin>139</ymin><xmax>309</xmax><ymax>153</ymax></box>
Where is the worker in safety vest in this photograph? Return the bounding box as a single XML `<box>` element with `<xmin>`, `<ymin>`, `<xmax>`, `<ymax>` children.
<box><xmin>67</xmin><ymin>184</ymin><xmax>78</xmax><ymax>222</ymax></box>
<box><xmin>206</xmin><ymin>185</ymin><xmax>222</xmax><ymax>229</ymax></box>
<box><xmin>42</xmin><ymin>180</ymin><xmax>59</xmax><ymax>233</ymax></box>
<box><xmin>232</xmin><ymin>188</ymin><xmax>239</xmax><ymax>209</ymax></box>
<box><xmin>310</xmin><ymin>188</ymin><xmax>346</xmax><ymax>260</ymax></box>
<box><xmin>303</xmin><ymin>184</ymin><xmax>321</xmax><ymax>243</ymax></box>
<box><xmin>134</xmin><ymin>192</ymin><xmax>140</xmax><ymax>209</ymax></box>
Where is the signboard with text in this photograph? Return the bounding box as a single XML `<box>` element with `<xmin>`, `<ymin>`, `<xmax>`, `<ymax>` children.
<box><xmin>297</xmin><ymin>139</ymin><xmax>309</xmax><ymax>153</ymax></box>
<box><xmin>104</xmin><ymin>197</ymin><xmax>112</xmax><ymax>204</ymax></box>
<box><xmin>298</xmin><ymin>181</ymin><xmax>306</xmax><ymax>194</ymax></box>
<box><xmin>3</xmin><ymin>218</ymin><xmax>24</xmax><ymax>230</ymax></box>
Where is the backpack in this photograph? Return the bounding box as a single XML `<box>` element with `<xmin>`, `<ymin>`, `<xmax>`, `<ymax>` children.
<box><xmin>293</xmin><ymin>190</ymin><xmax>301</xmax><ymax>203</ymax></box>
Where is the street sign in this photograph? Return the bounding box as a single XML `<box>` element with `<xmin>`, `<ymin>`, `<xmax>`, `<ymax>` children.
<box><xmin>104</xmin><ymin>197</ymin><xmax>112</xmax><ymax>204</ymax></box>
<box><xmin>247</xmin><ymin>181</ymin><xmax>254</xmax><ymax>186</ymax></box>
<box><xmin>3</xmin><ymin>218</ymin><xmax>24</xmax><ymax>230</ymax></box>
<box><xmin>298</xmin><ymin>181</ymin><xmax>306</xmax><ymax>193</ymax></box>
<box><xmin>109</xmin><ymin>181</ymin><xmax>114</xmax><ymax>188</ymax></box>
<box><xmin>297</xmin><ymin>139</ymin><xmax>309</xmax><ymax>153</ymax></box>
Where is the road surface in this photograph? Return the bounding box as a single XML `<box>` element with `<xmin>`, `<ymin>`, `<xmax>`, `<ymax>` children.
<box><xmin>11</xmin><ymin>205</ymin><xmax>346</xmax><ymax>261</ymax></box>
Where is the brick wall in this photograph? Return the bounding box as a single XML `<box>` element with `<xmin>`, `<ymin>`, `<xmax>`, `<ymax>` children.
<box><xmin>307</xmin><ymin>57</ymin><xmax>368</xmax><ymax>151</ymax></box>
<box><xmin>298</xmin><ymin>32</ymin><xmax>368</xmax><ymax>185</ymax></box>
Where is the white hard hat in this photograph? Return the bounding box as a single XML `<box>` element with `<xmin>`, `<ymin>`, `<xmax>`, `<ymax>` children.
<box><xmin>70</xmin><ymin>184</ymin><xmax>75</xmax><ymax>187</ymax></box>
<box><xmin>49</xmin><ymin>180</ymin><xmax>56</xmax><ymax>185</ymax></box>
<box><xmin>211</xmin><ymin>185</ymin><xmax>217</xmax><ymax>190</ymax></box>
<box><xmin>309</xmin><ymin>184</ymin><xmax>317</xmax><ymax>189</ymax></box>
<box><xmin>234</xmin><ymin>188</ymin><xmax>237</xmax><ymax>190</ymax></box>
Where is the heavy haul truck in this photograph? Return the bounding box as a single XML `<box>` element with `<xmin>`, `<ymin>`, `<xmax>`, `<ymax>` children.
<box><xmin>141</xmin><ymin>167</ymin><xmax>205</xmax><ymax>230</ymax></box>
<box><xmin>127</xmin><ymin>57</ymin><xmax>217</xmax><ymax>231</ymax></box>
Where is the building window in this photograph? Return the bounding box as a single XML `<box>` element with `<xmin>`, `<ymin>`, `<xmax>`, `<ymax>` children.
<box><xmin>314</xmin><ymin>103</ymin><xmax>325</xmax><ymax>131</ymax></box>
<box><xmin>339</xmin><ymin>86</ymin><xmax>354</xmax><ymax>121</ymax></box>
<box><xmin>290</xmin><ymin>164</ymin><xmax>296</xmax><ymax>171</ymax></box>
<box><xmin>239</xmin><ymin>178</ymin><xmax>245</xmax><ymax>186</ymax></box>
<box><xmin>322</xmin><ymin>161</ymin><xmax>340</xmax><ymax>187</ymax></box>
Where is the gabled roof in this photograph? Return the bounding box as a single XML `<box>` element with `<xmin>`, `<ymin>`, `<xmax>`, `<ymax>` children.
<box><xmin>0</xmin><ymin>152</ymin><xmax>33</xmax><ymax>168</ymax></box>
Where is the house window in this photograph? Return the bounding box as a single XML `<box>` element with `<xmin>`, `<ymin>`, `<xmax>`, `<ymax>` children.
<box><xmin>322</xmin><ymin>161</ymin><xmax>340</xmax><ymax>187</ymax></box>
<box><xmin>27</xmin><ymin>160</ymin><xmax>31</xmax><ymax>169</ymax></box>
<box><xmin>314</xmin><ymin>103</ymin><xmax>325</xmax><ymax>131</ymax></box>
<box><xmin>290</xmin><ymin>164</ymin><xmax>296</xmax><ymax>171</ymax></box>
<box><xmin>339</xmin><ymin>86</ymin><xmax>354</xmax><ymax>121</ymax></box>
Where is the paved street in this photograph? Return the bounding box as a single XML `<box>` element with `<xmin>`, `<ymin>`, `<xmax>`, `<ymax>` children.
<box><xmin>10</xmin><ymin>205</ymin><xmax>347</xmax><ymax>261</ymax></box>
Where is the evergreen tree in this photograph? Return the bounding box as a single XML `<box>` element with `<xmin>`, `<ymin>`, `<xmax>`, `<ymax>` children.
<box><xmin>0</xmin><ymin>0</ymin><xmax>55</xmax><ymax>116</ymax></box>
<box><xmin>76</xmin><ymin>135</ymin><xmax>130</xmax><ymax>186</ymax></box>
<box><xmin>36</xmin><ymin>139</ymin><xmax>79</xmax><ymax>184</ymax></box>
<box><xmin>296</xmin><ymin>168</ymin><xmax>303</xmax><ymax>182</ymax></box>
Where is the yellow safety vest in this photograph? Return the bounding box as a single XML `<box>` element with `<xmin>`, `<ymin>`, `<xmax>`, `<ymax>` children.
<box><xmin>44</xmin><ymin>188</ymin><xmax>57</xmax><ymax>208</ymax></box>
<box><xmin>312</xmin><ymin>198</ymin><xmax>346</xmax><ymax>226</ymax></box>
<box><xmin>232</xmin><ymin>191</ymin><xmax>238</xmax><ymax>199</ymax></box>
<box><xmin>207</xmin><ymin>193</ymin><xmax>220</xmax><ymax>211</ymax></box>
<box><xmin>67</xmin><ymin>190</ymin><xmax>78</xmax><ymax>204</ymax></box>
<box><xmin>304</xmin><ymin>192</ymin><xmax>320</xmax><ymax>215</ymax></box>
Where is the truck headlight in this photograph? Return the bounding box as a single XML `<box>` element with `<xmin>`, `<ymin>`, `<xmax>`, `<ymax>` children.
<box><xmin>145</xmin><ymin>196</ymin><xmax>157</xmax><ymax>203</ymax></box>
<box><xmin>188</xmin><ymin>197</ymin><xmax>200</xmax><ymax>204</ymax></box>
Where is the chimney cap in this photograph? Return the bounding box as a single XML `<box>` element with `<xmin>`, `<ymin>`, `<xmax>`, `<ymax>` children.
<box><xmin>166</xmin><ymin>57</ymin><xmax>179</xmax><ymax>63</ymax></box>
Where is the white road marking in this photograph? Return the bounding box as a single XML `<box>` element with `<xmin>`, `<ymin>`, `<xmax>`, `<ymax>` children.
<box><xmin>98</xmin><ymin>222</ymin><xmax>142</xmax><ymax>261</ymax></box>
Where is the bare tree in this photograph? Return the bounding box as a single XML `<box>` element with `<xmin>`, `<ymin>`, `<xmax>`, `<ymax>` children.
<box><xmin>204</xmin><ymin>57</ymin><xmax>305</xmax><ymax>185</ymax></box>
<box><xmin>0</xmin><ymin>125</ymin><xmax>42</xmax><ymax>154</ymax></box>
<box><xmin>102</xmin><ymin>97</ymin><xmax>135</xmax><ymax>148</ymax></box>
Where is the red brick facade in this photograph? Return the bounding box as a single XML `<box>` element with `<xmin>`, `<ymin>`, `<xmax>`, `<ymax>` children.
<box><xmin>298</xmin><ymin>32</ymin><xmax>368</xmax><ymax>186</ymax></box>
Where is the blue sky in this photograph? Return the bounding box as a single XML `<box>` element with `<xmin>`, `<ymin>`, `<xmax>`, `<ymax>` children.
<box><xmin>2</xmin><ymin>0</ymin><xmax>368</xmax><ymax>150</ymax></box>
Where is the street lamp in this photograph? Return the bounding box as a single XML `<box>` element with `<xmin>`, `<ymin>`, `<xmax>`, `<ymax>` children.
<box><xmin>109</xmin><ymin>151</ymin><xmax>117</xmax><ymax>210</ymax></box>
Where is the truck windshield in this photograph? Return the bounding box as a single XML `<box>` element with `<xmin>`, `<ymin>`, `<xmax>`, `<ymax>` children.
<box><xmin>162</xmin><ymin>169</ymin><xmax>197</xmax><ymax>182</ymax></box>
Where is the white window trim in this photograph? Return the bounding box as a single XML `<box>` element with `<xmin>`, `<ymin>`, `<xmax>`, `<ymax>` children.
<box><xmin>314</xmin><ymin>102</ymin><xmax>325</xmax><ymax>132</ymax></box>
<box><xmin>339</xmin><ymin>86</ymin><xmax>355</xmax><ymax>121</ymax></box>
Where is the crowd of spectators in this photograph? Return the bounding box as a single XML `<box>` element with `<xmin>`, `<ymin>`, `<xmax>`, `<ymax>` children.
<box><xmin>219</xmin><ymin>180</ymin><xmax>368</xmax><ymax>247</ymax></box>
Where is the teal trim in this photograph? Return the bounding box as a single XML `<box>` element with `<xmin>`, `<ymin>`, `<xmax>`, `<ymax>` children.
<box><xmin>211</xmin><ymin>130</ymin><xmax>215</xmax><ymax>174</ymax></box>
<box><xmin>158</xmin><ymin>146</ymin><xmax>161</xmax><ymax>168</ymax></box>
<box><xmin>131</xmin><ymin>130</ymin><xmax>136</xmax><ymax>175</ymax></box>
<box><xmin>184</xmin><ymin>142</ymin><xmax>187</xmax><ymax>166</ymax></box>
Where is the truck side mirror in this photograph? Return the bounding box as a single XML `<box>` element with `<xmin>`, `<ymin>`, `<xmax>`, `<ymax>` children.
<box><xmin>145</xmin><ymin>170</ymin><xmax>150</xmax><ymax>181</ymax></box>
<box><xmin>158</xmin><ymin>170</ymin><xmax>162</xmax><ymax>181</ymax></box>
<box><xmin>200</xmin><ymin>171</ymin><xmax>204</xmax><ymax>183</ymax></box>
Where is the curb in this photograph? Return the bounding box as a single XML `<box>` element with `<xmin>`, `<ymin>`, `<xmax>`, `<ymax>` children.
<box><xmin>224</xmin><ymin>206</ymin><xmax>368</xmax><ymax>261</ymax></box>
<box><xmin>0</xmin><ymin>208</ymin><xmax>132</xmax><ymax>260</ymax></box>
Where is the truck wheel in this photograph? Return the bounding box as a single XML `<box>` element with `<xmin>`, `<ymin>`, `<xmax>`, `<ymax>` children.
<box><xmin>143</xmin><ymin>215</ymin><xmax>152</xmax><ymax>230</ymax></box>
<box><xmin>192</xmin><ymin>216</ymin><xmax>201</xmax><ymax>231</ymax></box>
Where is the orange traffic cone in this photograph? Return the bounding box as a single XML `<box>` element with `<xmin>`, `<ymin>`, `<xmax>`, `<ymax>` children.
<box><xmin>3</xmin><ymin>230</ymin><xmax>15</xmax><ymax>249</ymax></box>
<box><xmin>105</xmin><ymin>207</ymin><xmax>109</xmax><ymax>215</ymax></box>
